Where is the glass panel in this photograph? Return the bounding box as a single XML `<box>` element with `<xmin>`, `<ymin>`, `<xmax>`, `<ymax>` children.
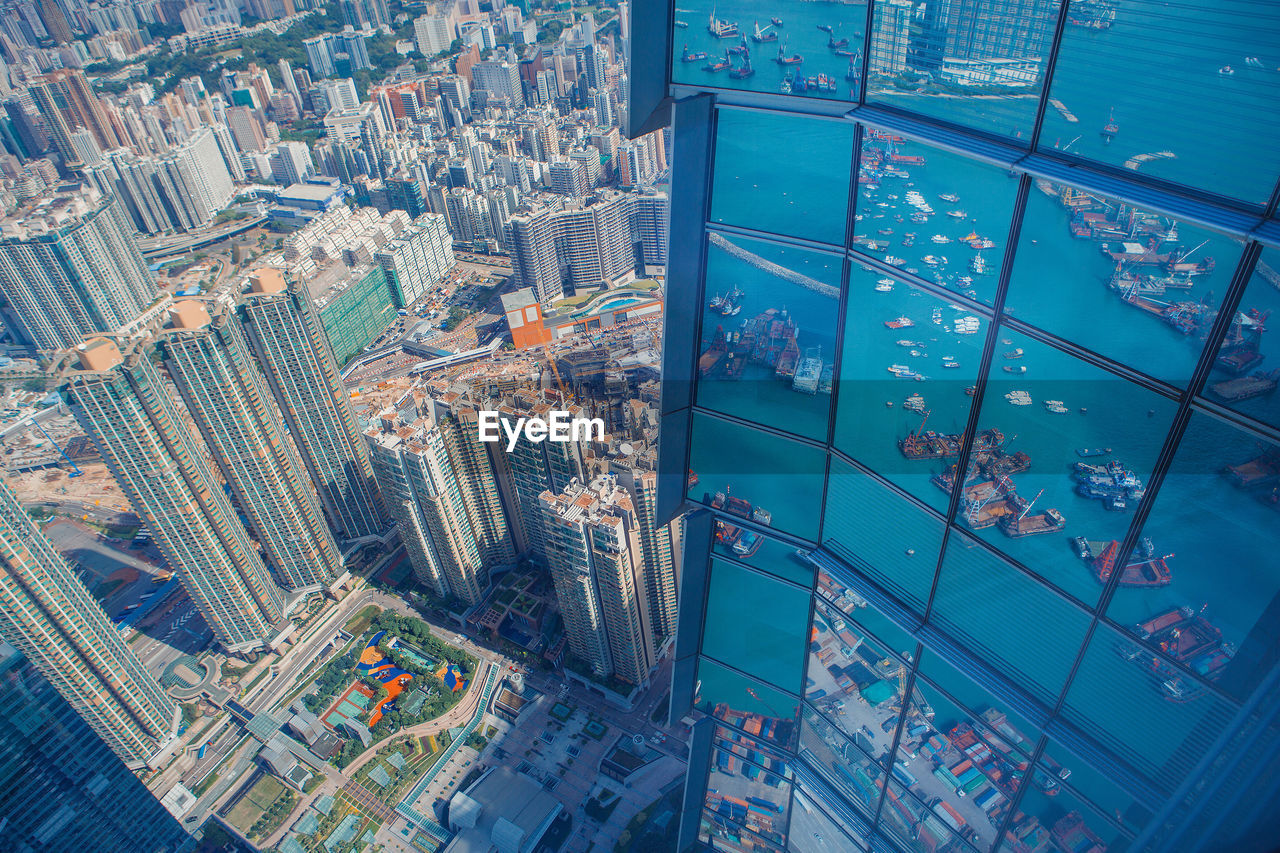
<box><xmin>865</xmin><ymin>0</ymin><xmax>1059</xmax><ymax>140</ymax></box>
<box><xmin>1104</xmin><ymin>413</ymin><xmax>1280</xmax><ymax>703</ymax></box>
<box><xmin>715</xmin><ymin>526</ymin><xmax>816</xmax><ymax>586</ymax></box>
<box><xmin>815</xmin><ymin>575</ymin><xmax>919</xmax><ymax>667</ymax></box>
<box><xmin>1042</xmin><ymin>0</ymin><xmax>1280</xmax><ymax>205</ymax></box>
<box><xmin>932</xmin><ymin>531</ymin><xmax>1092</xmax><ymax>703</ymax></box>
<box><xmin>711</xmin><ymin>109</ymin><xmax>854</xmax><ymax>245</ymax></box>
<box><xmin>798</xmin><ymin>704</ymin><xmax>888</xmax><ymax>818</ymax></box>
<box><xmin>1206</xmin><ymin>247</ymin><xmax>1280</xmax><ymax>429</ymax></box>
<box><xmin>916</xmin><ymin>650</ymin><xmax>1041</xmax><ymax>765</ymax></box>
<box><xmin>1007</xmin><ymin>182</ymin><xmax>1238</xmax><ymax>385</ymax></box>
<box><xmin>688</xmin><ymin>412</ymin><xmax>828</xmax><ymax>542</ymax></box>
<box><xmin>697</xmin><ymin>235</ymin><xmax>842</xmax><ymax>442</ymax></box>
<box><xmin>671</xmin><ymin>3</ymin><xmax>865</xmax><ymax>103</ymax></box>
<box><xmin>700</xmin><ymin>807</ymin><xmax>788</xmax><ymax>853</ymax></box>
<box><xmin>998</xmin><ymin>779</ymin><xmax>1132</xmax><ymax>853</ymax></box>
<box><xmin>1060</xmin><ymin>619</ymin><xmax>1239</xmax><ymax>794</ymax></box>
<box><xmin>878</xmin><ymin>778</ymin><xmax>978</xmax><ymax>853</ymax></box>
<box><xmin>823</xmin><ymin>457</ymin><xmax>946</xmax><ymax>610</ymax></box>
<box><xmin>896</xmin><ymin>678</ymin><xmax>1037</xmax><ymax>849</ymax></box>
<box><xmin>788</xmin><ymin>787</ymin><xmax>872</xmax><ymax>853</ymax></box>
<box><xmin>1039</xmin><ymin>732</ymin><xmax>1153</xmax><ymax>836</ymax></box>
<box><xmin>696</xmin><ymin>658</ymin><xmax>803</xmax><ymax>751</ymax></box>
<box><xmin>707</xmin><ymin>739</ymin><xmax>794</xmax><ymax>847</ymax></box>
<box><xmin>956</xmin><ymin>329</ymin><xmax>1176</xmax><ymax>606</ymax></box>
<box><xmin>806</xmin><ymin>598</ymin><xmax>909</xmax><ymax>754</ymax></box>
<box><xmin>717</xmin><ymin>725</ymin><xmax>795</xmax><ymax>783</ymax></box>
<box><xmin>854</xmin><ymin>136</ymin><xmax>1017</xmax><ymax>305</ymax></box>
<box><xmin>703</xmin><ymin>559</ymin><xmax>812</xmax><ymax>695</ymax></box>
<box><xmin>833</xmin><ymin>264</ymin><xmax>989</xmax><ymax>512</ymax></box>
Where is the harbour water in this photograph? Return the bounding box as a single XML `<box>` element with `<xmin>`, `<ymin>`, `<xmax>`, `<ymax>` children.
<box><xmin>682</xmin><ymin>1</ymin><xmax>1280</xmax><ymax>826</ymax></box>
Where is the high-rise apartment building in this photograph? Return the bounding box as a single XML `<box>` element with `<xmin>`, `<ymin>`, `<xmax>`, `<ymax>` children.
<box><xmin>633</xmin><ymin>190</ymin><xmax>670</xmax><ymax>267</ymax></box>
<box><xmin>159</xmin><ymin>300</ymin><xmax>342</xmax><ymax>592</ymax></box>
<box><xmin>0</xmin><ymin>643</ymin><xmax>190</xmax><ymax>852</ymax></box>
<box><xmin>471</xmin><ymin>60</ymin><xmax>525</xmax><ymax>108</ymax></box>
<box><xmin>538</xmin><ymin>474</ymin><xmax>655</xmax><ymax>686</ymax></box>
<box><xmin>611</xmin><ymin>464</ymin><xmax>677</xmax><ymax>644</ymax></box>
<box><xmin>0</xmin><ymin>477</ymin><xmax>176</xmax><ymax>767</ymax></box>
<box><xmin>646</xmin><ymin>2</ymin><xmax>1280</xmax><ymax>850</ymax></box>
<box><xmin>374</xmin><ymin>212</ymin><xmax>456</xmax><ymax>306</ymax></box>
<box><xmin>0</xmin><ymin>185</ymin><xmax>158</xmax><ymax>350</ymax></box>
<box><xmin>365</xmin><ymin>401</ymin><xmax>514</xmax><ymax>605</ymax></box>
<box><xmin>415</xmin><ymin>14</ymin><xmax>453</xmax><ymax>57</ymax></box>
<box><xmin>504</xmin><ymin>206</ymin><xmax>564</xmax><ymax>306</ymax></box>
<box><xmin>28</xmin><ymin>69</ymin><xmax>123</xmax><ymax>163</ymax></box>
<box><xmin>59</xmin><ymin>337</ymin><xmax>286</xmax><ymax>651</ymax></box>
<box><xmin>553</xmin><ymin>192</ymin><xmax>636</xmax><ymax>293</ymax></box>
<box><xmin>237</xmin><ymin>269</ymin><xmax>389</xmax><ymax>540</ymax></box>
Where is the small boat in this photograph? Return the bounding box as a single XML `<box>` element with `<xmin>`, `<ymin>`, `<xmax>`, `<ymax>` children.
<box><xmin>1005</xmin><ymin>390</ymin><xmax>1032</xmax><ymax>406</ymax></box>
<box><xmin>1003</xmin><ymin>364</ymin><xmax>1027</xmax><ymax>374</ymax></box>
<box><xmin>939</xmin><ymin>193</ymin><xmax>960</xmax><ymax>203</ymax></box>
<box><xmin>1219</xmin><ymin>65</ymin><xmax>1234</xmax><ymax>75</ymax></box>
<box><xmin>884</xmin><ymin>255</ymin><xmax>906</xmax><ymax>266</ymax></box>
<box><xmin>771</xmin><ymin>17</ymin><xmax>783</xmax><ymax>26</ymax></box>
<box><xmin>930</xmin><ymin>234</ymin><xmax>952</xmax><ymax>244</ymax></box>
<box><xmin>1044</xmin><ymin>399</ymin><xmax>1068</xmax><ymax>414</ymax></box>
<box><xmin>674</xmin><ymin>20</ymin><xmax>689</xmax><ymax>28</ymax></box>
<box><xmin>1003</xmin><ymin>348</ymin><xmax>1024</xmax><ymax>359</ymax></box>
<box><xmin>875</xmin><ymin>278</ymin><xmax>895</xmax><ymax>292</ymax></box>
<box><xmin>817</xmin><ymin>23</ymin><xmax>832</xmax><ymax>33</ymax></box>
<box><xmin>941</xmin><ymin>357</ymin><xmax>959</xmax><ymax>369</ymax></box>
<box><xmin>1100</xmin><ymin>107</ymin><xmax>1118</xmax><ymax>144</ymax></box>
<box><xmin>1076</xmin><ymin>448</ymin><xmax>1112</xmax><ymax>458</ymax></box>
<box><xmin>884</xmin><ymin>316</ymin><xmax>914</xmax><ymax>329</ymax></box>
<box><xmin>946</xmin><ymin>209</ymin><xmax>968</xmax><ymax>219</ymax></box>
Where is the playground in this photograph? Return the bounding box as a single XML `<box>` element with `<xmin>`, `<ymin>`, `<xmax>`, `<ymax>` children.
<box><xmin>339</xmin><ymin>631</ymin><xmax>471</xmax><ymax>727</ymax></box>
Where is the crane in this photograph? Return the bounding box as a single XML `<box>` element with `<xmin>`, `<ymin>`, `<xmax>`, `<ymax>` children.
<box><xmin>27</xmin><ymin>417</ymin><xmax>82</xmax><ymax>478</ymax></box>
<box><xmin>542</xmin><ymin>340</ymin><xmax>573</xmax><ymax>403</ymax></box>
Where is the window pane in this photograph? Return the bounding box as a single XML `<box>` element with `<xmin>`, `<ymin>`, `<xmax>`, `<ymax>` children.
<box><xmin>834</xmin><ymin>265</ymin><xmax>989</xmax><ymax>512</ymax></box>
<box><xmin>799</xmin><ymin>704</ymin><xmax>888</xmax><ymax>819</ymax></box>
<box><xmin>956</xmin><ymin>329</ymin><xmax>1176</xmax><ymax>606</ymax></box>
<box><xmin>706</xmin><ymin>737</ymin><xmax>794</xmax><ymax>848</ymax></box>
<box><xmin>1206</xmin><ymin>248</ymin><xmax>1280</xmax><ymax>429</ymax></box>
<box><xmin>671</xmin><ymin>4</ymin><xmax>865</xmax><ymax>103</ymax></box>
<box><xmin>1039</xmin><ymin>732</ymin><xmax>1153</xmax><ymax>836</ymax></box>
<box><xmin>1060</xmin><ymin>619</ymin><xmax>1239</xmax><ymax>794</ymax></box>
<box><xmin>865</xmin><ymin>0</ymin><xmax>1058</xmax><ymax>140</ymax></box>
<box><xmin>697</xmin><ymin>236</ymin><xmax>841</xmax><ymax>442</ymax></box>
<box><xmin>1007</xmin><ymin>182</ymin><xmax>1238</xmax><ymax>385</ymax></box>
<box><xmin>998</xmin><ymin>778</ymin><xmax>1132</xmax><ymax>853</ymax></box>
<box><xmin>1042</xmin><ymin>0</ymin><xmax>1280</xmax><ymax>205</ymax></box>
<box><xmin>700</xmin><ymin>808</ymin><xmax>788</xmax><ymax>853</ymax></box>
<box><xmin>704</xmin><ymin>559</ymin><xmax>811</xmax><ymax>695</ymax></box>
<box><xmin>1103</xmin><ymin>413</ymin><xmax>1280</xmax><ymax>703</ymax></box>
<box><xmin>697</xmin><ymin>658</ymin><xmax>803</xmax><ymax>752</ymax></box>
<box><xmin>788</xmin><ymin>787</ymin><xmax>872</xmax><ymax>853</ymax></box>
<box><xmin>916</xmin><ymin>648</ymin><xmax>1043</xmax><ymax>766</ymax></box>
<box><xmin>688</xmin><ymin>412</ymin><xmax>828</xmax><ymax>542</ymax></box>
<box><xmin>878</xmin><ymin>778</ymin><xmax>977</xmax><ymax>853</ymax></box>
<box><xmin>715</xmin><ymin>526</ymin><xmax>816</xmax><ymax>586</ymax></box>
<box><xmin>854</xmin><ymin>136</ymin><xmax>1017</xmax><ymax>305</ymax></box>
<box><xmin>717</xmin><ymin>725</ymin><xmax>795</xmax><ymax>784</ymax></box>
<box><xmin>712</xmin><ymin>109</ymin><xmax>854</xmax><ymax>245</ymax></box>
<box><xmin>806</xmin><ymin>598</ymin><xmax>909</xmax><ymax>754</ymax></box>
<box><xmin>816</xmin><ymin>572</ymin><xmax>919</xmax><ymax>665</ymax></box>
<box><xmin>823</xmin><ymin>458</ymin><xmax>946</xmax><ymax>610</ymax></box>
<box><xmin>932</xmin><ymin>531</ymin><xmax>1092</xmax><ymax>702</ymax></box>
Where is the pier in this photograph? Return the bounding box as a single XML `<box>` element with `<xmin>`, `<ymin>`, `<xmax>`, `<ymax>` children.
<box><xmin>709</xmin><ymin>233</ymin><xmax>840</xmax><ymax>299</ymax></box>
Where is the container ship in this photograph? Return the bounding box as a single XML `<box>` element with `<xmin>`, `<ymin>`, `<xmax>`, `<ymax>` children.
<box><xmin>1085</xmin><ymin>538</ymin><xmax>1173</xmax><ymax>587</ymax></box>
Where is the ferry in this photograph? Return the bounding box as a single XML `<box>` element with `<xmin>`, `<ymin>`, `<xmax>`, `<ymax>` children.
<box><xmin>903</xmin><ymin>393</ymin><xmax>926</xmax><ymax>413</ymax></box>
<box><xmin>939</xmin><ymin>193</ymin><xmax>960</xmax><ymax>203</ymax></box>
<box><xmin>1003</xmin><ymin>348</ymin><xmax>1024</xmax><ymax>359</ymax></box>
<box><xmin>884</xmin><ymin>316</ymin><xmax>914</xmax><ymax>329</ymax></box>
<box><xmin>1044</xmin><ymin>399</ymin><xmax>1068</xmax><ymax>413</ymax></box>
<box><xmin>942</xmin><ymin>357</ymin><xmax>960</xmax><ymax>369</ymax></box>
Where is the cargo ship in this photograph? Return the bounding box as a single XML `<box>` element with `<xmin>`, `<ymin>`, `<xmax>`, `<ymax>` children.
<box><xmin>775</xmin><ymin>37</ymin><xmax>802</xmax><ymax>65</ymax></box>
<box><xmin>1209</xmin><ymin>369</ymin><xmax>1279</xmax><ymax>402</ymax></box>
<box><xmin>1224</xmin><ymin>449</ymin><xmax>1280</xmax><ymax>488</ymax></box>
<box><xmin>1073</xmin><ymin>459</ymin><xmax>1145</xmax><ymax>510</ymax></box>
<box><xmin>1120</xmin><ymin>605</ymin><xmax>1236</xmax><ymax>700</ymax></box>
<box><xmin>792</xmin><ymin>347</ymin><xmax>823</xmax><ymax>394</ymax></box>
<box><xmin>998</xmin><ymin>490</ymin><xmax>1066</xmax><ymax>538</ymax></box>
<box><xmin>1051</xmin><ymin>811</ymin><xmax>1107</xmax><ymax>853</ymax></box>
<box><xmin>1086</xmin><ymin>538</ymin><xmax>1172</xmax><ymax>587</ymax></box>
<box><xmin>1215</xmin><ymin>309</ymin><xmax>1268</xmax><ymax>374</ymax></box>
<box><xmin>750</xmin><ymin>21</ymin><xmax>777</xmax><ymax>43</ymax></box>
<box><xmin>681</xmin><ymin>45</ymin><xmax>709</xmax><ymax>62</ymax></box>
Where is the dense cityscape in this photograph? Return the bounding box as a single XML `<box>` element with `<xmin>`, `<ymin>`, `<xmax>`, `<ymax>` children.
<box><xmin>1</xmin><ymin>0</ymin><xmax>1279</xmax><ymax>852</ymax></box>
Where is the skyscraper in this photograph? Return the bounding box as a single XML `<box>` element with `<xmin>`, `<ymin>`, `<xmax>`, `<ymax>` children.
<box><xmin>647</xmin><ymin>4</ymin><xmax>1280</xmax><ymax>850</ymax></box>
<box><xmin>237</xmin><ymin>269</ymin><xmax>389</xmax><ymax>540</ymax></box>
<box><xmin>539</xmin><ymin>474</ymin><xmax>655</xmax><ymax>686</ymax></box>
<box><xmin>159</xmin><ymin>300</ymin><xmax>342</xmax><ymax>592</ymax></box>
<box><xmin>633</xmin><ymin>190</ymin><xmax>670</xmax><ymax>267</ymax></box>
<box><xmin>0</xmin><ymin>185</ymin><xmax>159</xmax><ymax>350</ymax></box>
<box><xmin>365</xmin><ymin>401</ymin><xmax>514</xmax><ymax>604</ymax></box>
<box><xmin>59</xmin><ymin>337</ymin><xmax>287</xmax><ymax>652</ymax></box>
<box><xmin>0</xmin><ymin>643</ymin><xmax>190</xmax><ymax>852</ymax></box>
<box><xmin>611</xmin><ymin>464</ymin><xmax>678</xmax><ymax>644</ymax></box>
<box><xmin>374</xmin><ymin>213</ymin><xmax>456</xmax><ymax>307</ymax></box>
<box><xmin>0</xmin><ymin>477</ymin><xmax>176</xmax><ymax>768</ymax></box>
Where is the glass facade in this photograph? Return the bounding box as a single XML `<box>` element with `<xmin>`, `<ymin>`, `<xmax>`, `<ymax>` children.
<box><xmin>645</xmin><ymin>1</ymin><xmax>1280</xmax><ymax>849</ymax></box>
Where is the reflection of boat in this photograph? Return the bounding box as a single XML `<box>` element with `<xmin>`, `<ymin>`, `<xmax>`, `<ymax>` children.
<box><xmin>1100</xmin><ymin>107</ymin><xmax>1119</xmax><ymax>144</ymax></box>
<box><xmin>1003</xmin><ymin>364</ymin><xmax>1027</xmax><ymax>375</ymax></box>
<box><xmin>733</xmin><ymin>530</ymin><xmax>764</xmax><ymax>558</ymax></box>
<box><xmin>792</xmin><ymin>347</ymin><xmax>823</xmax><ymax>395</ymax></box>
<box><xmin>1051</xmin><ymin>812</ymin><xmax>1106</xmax><ymax>853</ymax></box>
<box><xmin>1088</xmin><ymin>539</ymin><xmax>1172</xmax><ymax>587</ymax></box>
<box><xmin>1219</xmin><ymin>65</ymin><xmax>1234</xmax><ymax>75</ymax></box>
